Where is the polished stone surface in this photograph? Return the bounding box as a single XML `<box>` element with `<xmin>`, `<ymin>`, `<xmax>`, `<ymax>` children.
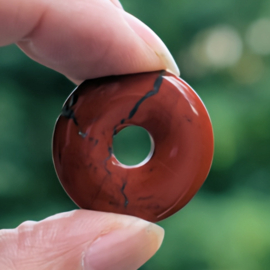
<box><xmin>53</xmin><ymin>70</ymin><xmax>214</xmax><ymax>222</ymax></box>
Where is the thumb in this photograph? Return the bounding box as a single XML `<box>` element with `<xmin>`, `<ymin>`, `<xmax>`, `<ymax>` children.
<box><xmin>0</xmin><ymin>210</ymin><xmax>164</xmax><ymax>270</ymax></box>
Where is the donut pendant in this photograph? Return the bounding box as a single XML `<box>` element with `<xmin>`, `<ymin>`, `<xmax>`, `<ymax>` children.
<box><xmin>52</xmin><ymin>71</ymin><xmax>214</xmax><ymax>222</ymax></box>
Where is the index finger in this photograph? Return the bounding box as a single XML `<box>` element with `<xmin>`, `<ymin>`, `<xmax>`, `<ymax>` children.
<box><xmin>0</xmin><ymin>0</ymin><xmax>179</xmax><ymax>84</ymax></box>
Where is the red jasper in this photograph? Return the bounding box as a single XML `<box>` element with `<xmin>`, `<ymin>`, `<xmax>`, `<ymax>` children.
<box><xmin>52</xmin><ymin>71</ymin><xmax>214</xmax><ymax>222</ymax></box>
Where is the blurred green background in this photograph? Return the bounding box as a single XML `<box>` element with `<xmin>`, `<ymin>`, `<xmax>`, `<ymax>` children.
<box><xmin>1</xmin><ymin>0</ymin><xmax>270</xmax><ymax>269</ymax></box>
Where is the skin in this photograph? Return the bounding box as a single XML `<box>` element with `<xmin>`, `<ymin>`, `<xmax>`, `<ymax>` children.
<box><xmin>0</xmin><ymin>0</ymin><xmax>179</xmax><ymax>269</ymax></box>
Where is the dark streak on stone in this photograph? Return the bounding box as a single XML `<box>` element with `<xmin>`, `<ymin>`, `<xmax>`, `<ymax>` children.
<box><xmin>113</xmin><ymin>125</ymin><xmax>118</xmax><ymax>136</ymax></box>
<box><xmin>150</xmin><ymin>168</ymin><xmax>153</xmax><ymax>172</ymax></box>
<box><xmin>89</xmin><ymin>137</ymin><xmax>98</xmax><ymax>145</ymax></box>
<box><xmin>88</xmin><ymin>163</ymin><xmax>92</xmax><ymax>168</ymax></box>
<box><xmin>111</xmin><ymin>70</ymin><xmax>165</xmax><ymax>138</ymax></box>
<box><xmin>121</xmin><ymin>182</ymin><xmax>129</xmax><ymax>208</ymax></box>
<box><xmin>58</xmin><ymin>152</ymin><xmax>61</xmax><ymax>163</ymax></box>
<box><xmin>184</xmin><ymin>115</ymin><xmax>192</xmax><ymax>123</ymax></box>
<box><xmin>79</xmin><ymin>131</ymin><xmax>87</xmax><ymax>138</ymax></box>
<box><xmin>103</xmin><ymin>147</ymin><xmax>112</xmax><ymax>175</ymax></box>
<box><xmin>128</xmin><ymin>70</ymin><xmax>165</xmax><ymax>120</ymax></box>
<box><xmin>62</xmin><ymin>106</ymin><xmax>78</xmax><ymax>125</ymax></box>
<box><xmin>61</xmin><ymin>94</ymin><xmax>79</xmax><ymax>126</ymax></box>
<box><xmin>69</xmin><ymin>94</ymin><xmax>78</xmax><ymax>107</ymax></box>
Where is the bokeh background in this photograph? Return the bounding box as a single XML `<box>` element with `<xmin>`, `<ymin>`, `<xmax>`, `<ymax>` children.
<box><xmin>1</xmin><ymin>0</ymin><xmax>270</xmax><ymax>269</ymax></box>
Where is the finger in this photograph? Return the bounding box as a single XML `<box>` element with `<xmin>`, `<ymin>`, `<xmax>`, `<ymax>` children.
<box><xmin>0</xmin><ymin>210</ymin><xmax>164</xmax><ymax>270</ymax></box>
<box><xmin>0</xmin><ymin>0</ymin><xmax>179</xmax><ymax>83</ymax></box>
<box><xmin>110</xmin><ymin>0</ymin><xmax>124</xmax><ymax>9</ymax></box>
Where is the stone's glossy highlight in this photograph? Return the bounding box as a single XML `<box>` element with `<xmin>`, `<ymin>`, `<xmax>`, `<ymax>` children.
<box><xmin>52</xmin><ymin>71</ymin><xmax>214</xmax><ymax>222</ymax></box>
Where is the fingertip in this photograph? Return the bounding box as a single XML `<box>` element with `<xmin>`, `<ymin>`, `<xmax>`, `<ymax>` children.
<box><xmin>121</xmin><ymin>11</ymin><xmax>180</xmax><ymax>77</ymax></box>
<box><xmin>147</xmin><ymin>222</ymin><xmax>165</xmax><ymax>250</ymax></box>
<box><xmin>0</xmin><ymin>210</ymin><xmax>164</xmax><ymax>270</ymax></box>
<box><xmin>110</xmin><ymin>0</ymin><xmax>124</xmax><ymax>10</ymax></box>
<box><xmin>83</xmin><ymin>217</ymin><xmax>164</xmax><ymax>270</ymax></box>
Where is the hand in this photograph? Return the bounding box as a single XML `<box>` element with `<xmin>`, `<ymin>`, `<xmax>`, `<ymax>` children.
<box><xmin>0</xmin><ymin>0</ymin><xmax>179</xmax><ymax>269</ymax></box>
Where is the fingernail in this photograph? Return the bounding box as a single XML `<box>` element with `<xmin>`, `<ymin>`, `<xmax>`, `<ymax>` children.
<box><xmin>122</xmin><ymin>12</ymin><xmax>180</xmax><ymax>76</ymax></box>
<box><xmin>83</xmin><ymin>219</ymin><xmax>164</xmax><ymax>270</ymax></box>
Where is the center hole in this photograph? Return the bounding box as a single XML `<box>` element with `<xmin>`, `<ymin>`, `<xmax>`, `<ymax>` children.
<box><xmin>112</xmin><ymin>125</ymin><xmax>154</xmax><ymax>167</ymax></box>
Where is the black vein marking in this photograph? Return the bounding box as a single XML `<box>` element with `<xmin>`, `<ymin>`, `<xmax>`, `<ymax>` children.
<box><xmin>108</xmin><ymin>146</ymin><xmax>112</xmax><ymax>156</ymax></box>
<box><xmin>103</xmin><ymin>147</ymin><xmax>112</xmax><ymax>175</ymax></box>
<box><xmin>61</xmin><ymin>94</ymin><xmax>79</xmax><ymax>126</ymax></box>
<box><xmin>112</xmin><ymin>70</ymin><xmax>165</xmax><ymax>137</ymax></box>
<box><xmin>113</xmin><ymin>125</ymin><xmax>118</xmax><ymax>136</ymax></box>
<box><xmin>184</xmin><ymin>115</ymin><xmax>192</xmax><ymax>123</ymax></box>
<box><xmin>62</xmin><ymin>105</ymin><xmax>78</xmax><ymax>125</ymax></box>
<box><xmin>89</xmin><ymin>137</ymin><xmax>99</xmax><ymax>145</ymax></box>
<box><xmin>128</xmin><ymin>71</ymin><xmax>165</xmax><ymax>120</ymax></box>
<box><xmin>121</xmin><ymin>182</ymin><xmax>129</xmax><ymax>208</ymax></box>
<box><xmin>69</xmin><ymin>94</ymin><xmax>78</xmax><ymax>107</ymax></box>
<box><xmin>78</xmin><ymin>131</ymin><xmax>87</xmax><ymax>138</ymax></box>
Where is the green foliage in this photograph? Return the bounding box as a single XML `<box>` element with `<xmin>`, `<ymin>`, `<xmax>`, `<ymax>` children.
<box><xmin>112</xmin><ymin>126</ymin><xmax>152</xmax><ymax>166</ymax></box>
<box><xmin>143</xmin><ymin>191</ymin><xmax>270</xmax><ymax>270</ymax></box>
<box><xmin>1</xmin><ymin>0</ymin><xmax>270</xmax><ymax>269</ymax></box>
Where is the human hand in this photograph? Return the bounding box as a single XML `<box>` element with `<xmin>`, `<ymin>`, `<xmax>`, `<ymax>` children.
<box><xmin>0</xmin><ymin>0</ymin><xmax>179</xmax><ymax>84</ymax></box>
<box><xmin>0</xmin><ymin>210</ymin><xmax>164</xmax><ymax>269</ymax></box>
<box><xmin>0</xmin><ymin>0</ymin><xmax>179</xmax><ymax>269</ymax></box>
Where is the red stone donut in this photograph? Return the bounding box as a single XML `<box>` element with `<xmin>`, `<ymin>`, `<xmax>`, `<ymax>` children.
<box><xmin>52</xmin><ymin>70</ymin><xmax>214</xmax><ymax>222</ymax></box>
